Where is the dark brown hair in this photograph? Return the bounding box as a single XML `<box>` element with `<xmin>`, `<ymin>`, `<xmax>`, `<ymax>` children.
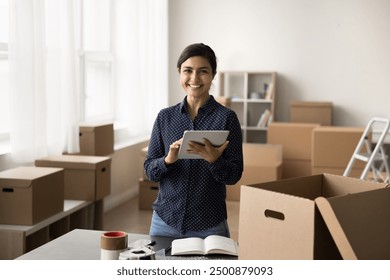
<box><xmin>177</xmin><ymin>43</ymin><xmax>217</xmax><ymax>76</ymax></box>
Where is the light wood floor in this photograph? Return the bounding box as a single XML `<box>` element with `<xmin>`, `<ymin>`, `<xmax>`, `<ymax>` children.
<box><xmin>103</xmin><ymin>196</ymin><xmax>241</xmax><ymax>241</ymax></box>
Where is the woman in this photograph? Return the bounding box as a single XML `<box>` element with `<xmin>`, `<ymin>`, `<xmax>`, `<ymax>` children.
<box><xmin>144</xmin><ymin>43</ymin><xmax>243</xmax><ymax>239</ymax></box>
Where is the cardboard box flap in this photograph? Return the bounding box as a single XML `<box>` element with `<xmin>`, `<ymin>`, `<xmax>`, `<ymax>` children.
<box><xmin>0</xmin><ymin>167</ymin><xmax>63</xmax><ymax>188</ymax></box>
<box><xmin>315</xmin><ymin>187</ymin><xmax>390</xmax><ymax>260</ymax></box>
<box><xmin>35</xmin><ymin>155</ymin><xmax>111</xmax><ymax>170</ymax></box>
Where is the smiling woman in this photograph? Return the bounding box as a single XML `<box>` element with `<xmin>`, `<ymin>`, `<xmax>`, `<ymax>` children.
<box><xmin>144</xmin><ymin>43</ymin><xmax>243</xmax><ymax>240</ymax></box>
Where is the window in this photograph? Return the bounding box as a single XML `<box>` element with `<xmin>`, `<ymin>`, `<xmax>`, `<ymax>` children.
<box><xmin>0</xmin><ymin>0</ymin><xmax>9</xmax><ymax>137</ymax></box>
<box><xmin>1</xmin><ymin>0</ymin><xmax>167</xmax><ymax>156</ymax></box>
<box><xmin>80</xmin><ymin>0</ymin><xmax>114</xmax><ymax>122</ymax></box>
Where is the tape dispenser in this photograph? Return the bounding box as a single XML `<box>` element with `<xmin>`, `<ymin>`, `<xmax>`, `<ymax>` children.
<box><xmin>119</xmin><ymin>245</ymin><xmax>156</xmax><ymax>260</ymax></box>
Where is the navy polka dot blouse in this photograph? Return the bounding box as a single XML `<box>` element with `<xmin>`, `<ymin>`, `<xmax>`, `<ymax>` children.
<box><xmin>144</xmin><ymin>95</ymin><xmax>243</xmax><ymax>233</ymax></box>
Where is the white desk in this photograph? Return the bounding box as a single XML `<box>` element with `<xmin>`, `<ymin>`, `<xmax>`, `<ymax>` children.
<box><xmin>16</xmin><ymin>229</ymin><xmax>151</xmax><ymax>260</ymax></box>
<box><xmin>16</xmin><ymin>229</ymin><xmax>237</xmax><ymax>260</ymax></box>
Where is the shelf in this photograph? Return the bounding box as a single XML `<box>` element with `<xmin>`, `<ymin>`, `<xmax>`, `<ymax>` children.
<box><xmin>218</xmin><ymin>71</ymin><xmax>276</xmax><ymax>143</ymax></box>
<box><xmin>0</xmin><ymin>200</ymin><xmax>95</xmax><ymax>260</ymax></box>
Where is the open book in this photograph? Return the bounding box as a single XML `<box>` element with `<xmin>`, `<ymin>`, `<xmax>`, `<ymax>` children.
<box><xmin>171</xmin><ymin>235</ymin><xmax>238</xmax><ymax>256</ymax></box>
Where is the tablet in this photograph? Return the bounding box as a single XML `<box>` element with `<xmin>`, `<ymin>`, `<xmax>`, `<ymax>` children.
<box><xmin>178</xmin><ymin>130</ymin><xmax>229</xmax><ymax>159</ymax></box>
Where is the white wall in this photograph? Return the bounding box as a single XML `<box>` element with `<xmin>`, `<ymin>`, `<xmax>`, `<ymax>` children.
<box><xmin>168</xmin><ymin>0</ymin><xmax>390</xmax><ymax>127</ymax></box>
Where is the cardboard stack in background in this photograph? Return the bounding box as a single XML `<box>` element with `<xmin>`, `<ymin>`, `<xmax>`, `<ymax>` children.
<box><xmin>215</xmin><ymin>96</ymin><xmax>232</xmax><ymax>108</ymax></box>
<box><xmin>290</xmin><ymin>101</ymin><xmax>333</xmax><ymax>126</ymax></box>
<box><xmin>238</xmin><ymin>173</ymin><xmax>389</xmax><ymax>260</ymax></box>
<box><xmin>35</xmin><ymin>155</ymin><xmax>111</xmax><ymax>230</ymax></box>
<box><xmin>0</xmin><ymin>166</ymin><xmax>64</xmax><ymax>225</ymax></box>
<box><xmin>311</xmin><ymin>126</ymin><xmax>367</xmax><ymax>177</ymax></box>
<box><xmin>267</xmin><ymin>122</ymin><xmax>320</xmax><ymax>178</ymax></box>
<box><xmin>139</xmin><ymin>146</ymin><xmax>159</xmax><ymax>210</ymax></box>
<box><xmin>227</xmin><ymin>143</ymin><xmax>282</xmax><ymax>201</ymax></box>
<box><xmin>78</xmin><ymin>122</ymin><xmax>114</xmax><ymax>228</ymax></box>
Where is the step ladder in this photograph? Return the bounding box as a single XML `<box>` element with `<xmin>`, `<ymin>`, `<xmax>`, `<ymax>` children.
<box><xmin>343</xmin><ymin>117</ymin><xmax>390</xmax><ymax>183</ymax></box>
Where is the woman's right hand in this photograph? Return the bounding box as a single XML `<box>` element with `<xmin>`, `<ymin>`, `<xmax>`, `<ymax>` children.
<box><xmin>164</xmin><ymin>139</ymin><xmax>183</xmax><ymax>165</ymax></box>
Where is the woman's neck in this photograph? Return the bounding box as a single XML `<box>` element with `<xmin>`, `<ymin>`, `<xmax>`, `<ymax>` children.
<box><xmin>186</xmin><ymin>94</ymin><xmax>210</xmax><ymax>120</ymax></box>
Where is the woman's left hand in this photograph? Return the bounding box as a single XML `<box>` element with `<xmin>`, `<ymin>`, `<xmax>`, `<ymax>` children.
<box><xmin>187</xmin><ymin>138</ymin><xmax>229</xmax><ymax>163</ymax></box>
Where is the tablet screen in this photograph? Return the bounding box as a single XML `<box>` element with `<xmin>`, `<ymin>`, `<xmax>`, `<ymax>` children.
<box><xmin>178</xmin><ymin>130</ymin><xmax>229</xmax><ymax>159</ymax></box>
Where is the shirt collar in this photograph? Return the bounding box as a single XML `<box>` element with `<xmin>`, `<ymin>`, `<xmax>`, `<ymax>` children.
<box><xmin>179</xmin><ymin>95</ymin><xmax>218</xmax><ymax>114</ymax></box>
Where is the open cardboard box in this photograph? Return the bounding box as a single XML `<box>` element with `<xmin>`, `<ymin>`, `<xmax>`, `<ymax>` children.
<box><xmin>238</xmin><ymin>173</ymin><xmax>389</xmax><ymax>260</ymax></box>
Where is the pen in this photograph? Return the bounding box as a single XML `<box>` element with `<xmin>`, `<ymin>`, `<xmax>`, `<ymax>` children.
<box><xmin>165</xmin><ymin>245</ymin><xmax>171</xmax><ymax>254</ymax></box>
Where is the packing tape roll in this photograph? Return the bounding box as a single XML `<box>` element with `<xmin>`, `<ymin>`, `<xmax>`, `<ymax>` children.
<box><xmin>101</xmin><ymin>231</ymin><xmax>128</xmax><ymax>250</ymax></box>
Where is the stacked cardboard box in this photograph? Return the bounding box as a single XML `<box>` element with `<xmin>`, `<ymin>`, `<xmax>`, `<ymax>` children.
<box><xmin>267</xmin><ymin>122</ymin><xmax>320</xmax><ymax>178</ymax></box>
<box><xmin>139</xmin><ymin>146</ymin><xmax>158</xmax><ymax>210</ymax></box>
<box><xmin>0</xmin><ymin>166</ymin><xmax>64</xmax><ymax>225</ymax></box>
<box><xmin>290</xmin><ymin>101</ymin><xmax>333</xmax><ymax>125</ymax></box>
<box><xmin>79</xmin><ymin>122</ymin><xmax>114</xmax><ymax>156</ymax></box>
<box><xmin>35</xmin><ymin>155</ymin><xmax>111</xmax><ymax>201</ymax></box>
<box><xmin>312</xmin><ymin>126</ymin><xmax>367</xmax><ymax>177</ymax></box>
<box><xmin>238</xmin><ymin>173</ymin><xmax>389</xmax><ymax>260</ymax></box>
<box><xmin>227</xmin><ymin>143</ymin><xmax>282</xmax><ymax>201</ymax></box>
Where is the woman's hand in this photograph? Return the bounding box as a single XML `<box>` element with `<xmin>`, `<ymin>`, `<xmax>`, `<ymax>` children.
<box><xmin>187</xmin><ymin>138</ymin><xmax>229</xmax><ymax>163</ymax></box>
<box><xmin>164</xmin><ymin>139</ymin><xmax>183</xmax><ymax>165</ymax></box>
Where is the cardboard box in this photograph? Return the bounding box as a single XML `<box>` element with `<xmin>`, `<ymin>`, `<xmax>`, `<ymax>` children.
<box><xmin>290</xmin><ymin>101</ymin><xmax>333</xmax><ymax>125</ymax></box>
<box><xmin>215</xmin><ymin>96</ymin><xmax>231</xmax><ymax>108</ymax></box>
<box><xmin>35</xmin><ymin>155</ymin><xmax>111</xmax><ymax>201</ymax></box>
<box><xmin>268</xmin><ymin>122</ymin><xmax>320</xmax><ymax>160</ymax></box>
<box><xmin>227</xmin><ymin>143</ymin><xmax>282</xmax><ymax>201</ymax></box>
<box><xmin>312</xmin><ymin>126</ymin><xmax>367</xmax><ymax>177</ymax></box>
<box><xmin>139</xmin><ymin>178</ymin><xmax>159</xmax><ymax>210</ymax></box>
<box><xmin>0</xmin><ymin>166</ymin><xmax>64</xmax><ymax>225</ymax></box>
<box><xmin>79</xmin><ymin>123</ymin><xmax>114</xmax><ymax>156</ymax></box>
<box><xmin>238</xmin><ymin>173</ymin><xmax>387</xmax><ymax>260</ymax></box>
<box><xmin>282</xmin><ymin>159</ymin><xmax>312</xmax><ymax>178</ymax></box>
<box><xmin>268</xmin><ymin>122</ymin><xmax>320</xmax><ymax>178</ymax></box>
<box><xmin>316</xmin><ymin>187</ymin><xmax>390</xmax><ymax>259</ymax></box>
<box><xmin>141</xmin><ymin>146</ymin><xmax>149</xmax><ymax>180</ymax></box>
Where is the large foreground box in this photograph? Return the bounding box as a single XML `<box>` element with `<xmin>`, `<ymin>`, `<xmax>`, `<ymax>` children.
<box><xmin>238</xmin><ymin>173</ymin><xmax>388</xmax><ymax>260</ymax></box>
<box><xmin>35</xmin><ymin>155</ymin><xmax>111</xmax><ymax>201</ymax></box>
<box><xmin>227</xmin><ymin>143</ymin><xmax>282</xmax><ymax>201</ymax></box>
<box><xmin>0</xmin><ymin>166</ymin><xmax>64</xmax><ymax>225</ymax></box>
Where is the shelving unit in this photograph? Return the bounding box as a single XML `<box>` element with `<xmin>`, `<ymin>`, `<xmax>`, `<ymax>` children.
<box><xmin>0</xmin><ymin>200</ymin><xmax>94</xmax><ymax>259</ymax></box>
<box><xmin>217</xmin><ymin>71</ymin><xmax>276</xmax><ymax>143</ymax></box>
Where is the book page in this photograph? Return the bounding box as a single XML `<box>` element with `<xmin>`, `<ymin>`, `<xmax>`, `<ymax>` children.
<box><xmin>204</xmin><ymin>235</ymin><xmax>238</xmax><ymax>256</ymax></box>
<box><xmin>171</xmin><ymin>237</ymin><xmax>206</xmax><ymax>255</ymax></box>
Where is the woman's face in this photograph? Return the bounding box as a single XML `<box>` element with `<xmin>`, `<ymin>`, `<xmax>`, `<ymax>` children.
<box><xmin>179</xmin><ymin>56</ymin><xmax>215</xmax><ymax>99</ymax></box>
